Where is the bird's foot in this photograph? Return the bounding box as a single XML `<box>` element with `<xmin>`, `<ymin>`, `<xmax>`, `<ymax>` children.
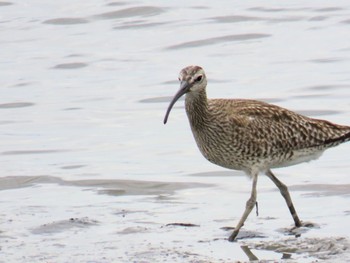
<box><xmin>221</xmin><ymin>227</ymin><xmax>266</xmax><ymax>242</ymax></box>
<box><xmin>291</xmin><ymin>221</ymin><xmax>318</xmax><ymax>230</ymax></box>
<box><xmin>228</xmin><ymin>231</ymin><xmax>238</xmax><ymax>242</ymax></box>
<box><xmin>280</xmin><ymin>221</ymin><xmax>319</xmax><ymax>237</ymax></box>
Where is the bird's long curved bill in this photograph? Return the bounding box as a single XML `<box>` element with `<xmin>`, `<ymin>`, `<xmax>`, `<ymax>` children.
<box><xmin>163</xmin><ymin>81</ymin><xmax>189</xmax><ymax>124</ymax></box>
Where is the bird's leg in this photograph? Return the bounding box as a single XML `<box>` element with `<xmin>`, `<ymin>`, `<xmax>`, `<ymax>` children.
<box><xmin>228</xmin><ymin>173</ymin><xmax>258</xmax><ymax>242</ymax></box>
<box><xmin>265</xmin><ymin>169</ymin><xmax>302</xmax><ymax>227</ymax></box>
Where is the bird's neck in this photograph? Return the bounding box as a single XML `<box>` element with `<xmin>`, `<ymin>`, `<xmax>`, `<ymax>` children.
<box><xmin>185</xmin><ymin>90</ymin><xmax>210</xmax><ymax>129</ymax></box>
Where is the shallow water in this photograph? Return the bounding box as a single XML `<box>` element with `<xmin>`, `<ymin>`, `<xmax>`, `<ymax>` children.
<box><xmin>1</xmin><ymin>1</ymin><xmax>350</xmax><ymax>262</ymax></box>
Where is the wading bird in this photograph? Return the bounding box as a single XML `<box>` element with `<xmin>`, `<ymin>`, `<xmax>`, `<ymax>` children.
<box><xmin>164</xmin><ymin>65</ymin><xmax>350</xmax><ymax>241</ymax></box>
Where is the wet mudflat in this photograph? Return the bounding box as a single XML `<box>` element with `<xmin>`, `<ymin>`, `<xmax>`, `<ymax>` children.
<box><xmin>1</xmin><ymin>1</ymin><xmax>350</xmax><ymax>262</ymax></box>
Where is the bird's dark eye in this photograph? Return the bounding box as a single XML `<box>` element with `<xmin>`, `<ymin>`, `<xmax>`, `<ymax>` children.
<box><xmin>195</xmin><ymin>75</ymin><xmax>203</xmax><ymax>82</ymax></box>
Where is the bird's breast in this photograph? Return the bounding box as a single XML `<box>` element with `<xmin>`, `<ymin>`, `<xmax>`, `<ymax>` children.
<box><xmin>190</xmin><ymin>124</ymin><xmax>248</xmax><ymax>171</ymax></box>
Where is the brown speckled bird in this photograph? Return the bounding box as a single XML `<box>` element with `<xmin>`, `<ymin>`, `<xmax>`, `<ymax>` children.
<box><xmin>164</xmin><ymin>65</ymin><xmax>350</xmax><ymax>242</ymax></box>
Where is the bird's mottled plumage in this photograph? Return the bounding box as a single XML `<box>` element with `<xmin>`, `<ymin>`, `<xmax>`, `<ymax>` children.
<box><xmin>164</xmin><ymin>65</ymin><xmax>350</xmax><ymax>241</ymax></box>
<box><xmin>190</xmin><ymin>97</ymin><xmax>350</xmax><ymax>172</ymax></box>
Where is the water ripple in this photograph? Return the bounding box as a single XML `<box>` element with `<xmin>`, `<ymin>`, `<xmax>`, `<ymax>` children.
<box><xmin>52</xmin><ymin>62</ymin><xmax>88</xmax><ymax>69</ymax></box>
<box><xmin>0</xmin><ymin>102</ymin><xmax>35</xmax><ymax>109</ymax></box>
<box><xmin>93</xmin><ymin>6</ymin><xmax>165</xmax><ymax>20</ymax></box>
<box><xmin>0</xmin><ymin>2</ymin><xmax>12</xmax><ymax>6</ymax></box>
<box><xmin>43</xmin><ymin>18</ymin><xmax>89</xmax><ymax>25</ymax></box>
<box><xmin>166</xmin><ymin>33</ymin><xmax>270</xmax><ymax>50</ymax></box>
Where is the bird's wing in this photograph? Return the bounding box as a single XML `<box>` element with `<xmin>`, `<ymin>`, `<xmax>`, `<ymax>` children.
<box><xmin>212</xmin><ymin>99</ymin><xmax>350</xmax><ymax>151</ymax></box>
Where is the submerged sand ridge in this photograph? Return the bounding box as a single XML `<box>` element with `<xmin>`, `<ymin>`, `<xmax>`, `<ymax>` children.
<box><xmin>0</xmin><ymin>175</ymin><xmax>210</xmax><ymax>196</ymax></box>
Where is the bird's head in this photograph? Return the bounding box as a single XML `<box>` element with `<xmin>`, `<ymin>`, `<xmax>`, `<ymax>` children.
<box><xmin>164</xmin><ymin>65</ymin><xmax>206</xmax><ymax>124</ymax></box>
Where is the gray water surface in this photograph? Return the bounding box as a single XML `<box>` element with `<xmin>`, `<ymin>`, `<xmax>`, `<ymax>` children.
<box><xmin>1</xmin><ymin>1</ymin><xmax>350</xmax><ymax>262</ymax></box>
